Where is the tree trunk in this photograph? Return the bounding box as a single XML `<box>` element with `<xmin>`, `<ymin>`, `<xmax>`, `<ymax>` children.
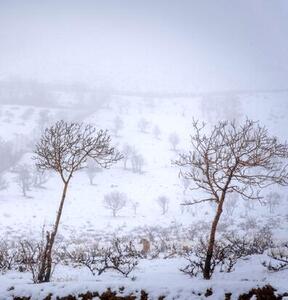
<box><xmin>22</xmin><ymin>184</ymin><xmax>26</xmax><ymax>197</ymax></box>
<box><xmin>38</xmin><ymin>181</ymin><xmax>69</xmax><ymax>282</ymax></box>
<box><xmin>203</xmin><ymin>197</ymin><xmax>225</xmax><ymax>279</ymax></box>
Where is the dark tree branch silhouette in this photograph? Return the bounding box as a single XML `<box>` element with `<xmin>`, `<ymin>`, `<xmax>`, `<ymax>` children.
<box><xmin>33</xmin><ymin>120</ymin><xmax>122</xmax><ymax>282</ymax></box>
<box><xmin>174</xmin><ymin>119</ymin><xmax>288</xmax><ymax>279</ymax></box>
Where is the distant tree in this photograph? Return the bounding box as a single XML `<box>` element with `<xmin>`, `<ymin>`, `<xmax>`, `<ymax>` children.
<box><xmin>131</xmin><ymin>153</ymin><xmax>145</xmax><ymax>173</ymax></box>
<box><xmin>85</xmin><ymin>158</ymin><xmax>102</xmax><ymax>185</ymax></box>
<box><xmin>38</xmin><ymin>109</ymin><xmax>51</xmax><ymax>133</ymax></box>
<box><xmin>33</xmin><ymin>120</ymin><xmax>122</xmax><ymax>283</ymax></box>
<box><xmin>200</xmin><ymin>95</ymin><xmax>243</xmax><ymax>124</ymax></box>
<box><xmin>121</xmin><ymin>145</ymin><xmax>144</xmax><ymax>173</ymax></box>
<box><xmin>153</xmin><ymin>125</ymin><xmax>161</xmax><ymax>140</ymax></box>
<box><xmin>112</xmin><ymin>116</ymin><xmax>124</xmax><ymax>137</ymax></box>
<box><xmin>0</xmin><ymin>139</ymin><xmax>22</xmax><ymax>173</ymax></box>
<box><xmin>130</xmin><ymin>200</ymin><xmax>140</xmax><ymax>216</ymax></box>
<box><xmin>122</xmin><ymin>144</ymin><xmax>134</xmax><ymax>170</ymax></box>
<box><xmin>138</xmin><ymin>118</ymin><xmax>149</xmax><ymax>133</ymax></box>
<box><xmin>32</xmin><ymin>167</ymin><xmax>50</xmax><ymax>189</ymax></box>
<box><xmin>169</xmin><ymin>132</ymin><xmax>180</xmax><ymax>151</ymax></box>
<box><xmin>0</xmin><ymin>173</ymin><xmax>8</xmax><ymax>190</ymax></box>
<box><xmin>15</xmin><ymin>164</ymin><xmax>32</xmax><ymax>197</ymax></box>
<box><xmin>156</xmin><ymin>196</ymin><xmax>169</xmax><ymax>215</ymax></box>
<box><xmin>103</xmin><ymin>191</ymin><xmax>127</xmax><ymax>217</ymax></box>
<box><xmin>174</xmin><ymin>119</ymin><xmax>288</xmax><ymax>279</ymax></box>
<box><xmin>265</xmin><ymin>192</ymin><xmax>281</xmax><ymax>214</ymax></box>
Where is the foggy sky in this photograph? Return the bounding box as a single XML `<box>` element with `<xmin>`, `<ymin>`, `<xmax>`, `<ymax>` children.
<box><xmin>0</xmin><ymin>0</ymin><xmax>288</xmax><ymax>92</ymax></box>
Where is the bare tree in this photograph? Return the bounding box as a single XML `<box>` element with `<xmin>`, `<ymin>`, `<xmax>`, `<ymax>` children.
<box><xmin>15</xmin><ymin>164</ymin><xmax>33</xmax><ymax>197</ymax></box>
<box><xmin>18</xmin><ymin>238</ymin><xmax>60</xmax><ymax>283</ymax></box>
<box><xmin>0</xmin><ymin>139</ymin><xmax>23</xmax><ymax>173</ymax></box>
<box><xmin>130</xmin><ymin>200</ymin><xmax>140</xmax><ymax>216</ymax></box>
<box><xmin>169</xmin><ymin>132</ymin><xmax>180</xmax><ymax>151</ymax></box>
<box><xmin>181</xmin><ymin>228</ymin><xmax>273</xmax><ymax>277</ymax></box>
<box><xmin>156</xmin><ymin>196</ymin><xmax>169</xmax><ymax>215</ymax></box>
<box><xmin>200</xmin><ymin>95</ymin><xmax>243</xmax><ymax>124</ymax></box>
<box><xmin>0</xmin><ymin>173</ymin><xmax>8</xmax><ymax>190</ymax></box>
<box><xmin>66</xmin><ymin>238</ymin><xmax>139</xmax><ymax>277</ymax></box>
<box><xmin>38</xmin><ymin>109</ymin><xmax>52</xmax><ymax>134</ymax></box>
<box><xmin>121</xmin><ymin>145</ymin><xmax>144</xmax><ymax>173</ymax></box>
<box><xmin>131</xmin><ymin>153</ymin><xmax>145</xmax><ymax>173</ymax></box>
<box><xmin>174</xmin><ymin>119</ymin><xmax>288</xmax><ymax>279</ymax></box>
<box><xmin>122</xmin><ymin>144</ymin><xmax>134</xmax><ymax>170</ymax></box>
<box><xmin>33</xmin><ymin>120</ymin><xmax>122</xmax><ymax>282</ymax></box>
<box><xmin>153</xmin><ymin>125</ymin><xmax>161</xmax><ymax>140</ymax></box>
<box><xmin>265</xmin><ymin>192</ymin><xmax>281</xmax><ymax>214</ymax></box>
<box><xmin>0</xmin><ymin>240</ymin><xmax>19</xmax><ymax>272</ymax></box>
<box><xmin>32</xmin><ymin>167</ymin><xmax>50</xmax><ymax>189</ymax></box>
<box><xmin>85</xmin><ymin>158</ymin><xmax>102</xmax><ymax>185</ymax></box>
<box><xmin>103</xmin><ymin>191</ymin><xmax>127</xmax><ymax>217</ymax></box>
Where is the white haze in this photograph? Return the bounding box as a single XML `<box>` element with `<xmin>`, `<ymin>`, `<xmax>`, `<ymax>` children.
<box><xmin>0</xmin><ymin>0</ymin><xmax>288</xmax><ymax>92</ymax></box>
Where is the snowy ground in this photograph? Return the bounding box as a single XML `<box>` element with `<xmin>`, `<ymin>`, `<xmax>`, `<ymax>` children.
<box><xmin>1</xmin><ymin>255</ymin><xmax>288</xmax><ymax>300</ymax></box>
<box><xmin>0</xmin><ymin>93</ymin><xmax>288</xmax><ymax>298</ymax></box>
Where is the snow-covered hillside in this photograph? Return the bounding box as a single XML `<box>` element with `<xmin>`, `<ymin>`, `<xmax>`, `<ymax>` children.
<box><xmin>0</xmin><ymin>93</ymin><xmax>288</xmax><ymax>299</ymax></box>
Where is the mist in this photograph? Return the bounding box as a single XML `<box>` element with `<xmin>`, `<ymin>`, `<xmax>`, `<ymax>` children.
<box><xmin>1</xmin><ymin>0</ymin><xmax>288</xmax><ymax>92</ymax></box>
<box><xmin>1</xmin><ymin>1</ymin><xmax>288</xmax><ymax>298</ymax></box>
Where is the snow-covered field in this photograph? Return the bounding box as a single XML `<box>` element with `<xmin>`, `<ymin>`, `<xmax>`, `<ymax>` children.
<box><xmin>0</xmin><ymin>93</ymin><xmax>288</xmax><ymax>299</ymax></box>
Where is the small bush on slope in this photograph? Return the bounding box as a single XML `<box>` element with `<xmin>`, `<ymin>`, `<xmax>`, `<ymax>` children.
<box><xmin>65</xmin><ymin>237</ymin><xmax>140</xmax><ymax>277</ymax></box>
<box><xmin>180</xmin><ymin>227</ymin><xmax>273</xmax><ymax>277</ymax></box>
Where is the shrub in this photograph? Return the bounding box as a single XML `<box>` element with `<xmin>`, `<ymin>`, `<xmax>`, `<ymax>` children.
<box><xmin>103</xmin><ymin>191</ymin><xmax>127</xmax><ymax>217</ymax></box>
<box><xmin>67</xmin><ymin>238</ymin><xmax>140</xmax><ymax>277</ymax></box>
<box><xmin>262</xmin><ymin>243</ymin><xmax>288</xmax><ymax>272</ymax></box>
<box><xmin>181</xmin><ymin>227</ymin><xmax>273</xmax><ymax>277</ymax></box>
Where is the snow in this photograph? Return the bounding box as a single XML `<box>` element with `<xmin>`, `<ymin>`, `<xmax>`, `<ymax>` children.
<box><xmin>0</xmin><ymin>256</ymin><xmax>287</xmax><ymax>299</ymax></box>
<box><xmin>0</xmin><ymin>92</ymin><xmax>288</xmax><ymax>298</ymax></box>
